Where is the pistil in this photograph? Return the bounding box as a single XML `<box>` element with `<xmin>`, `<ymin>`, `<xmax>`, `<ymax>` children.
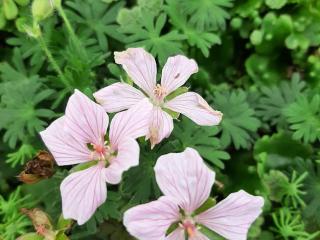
<box><xmin>153</xmin><ymin>84</ymin><xmax>167</xmax><ymax>105</ymax></box>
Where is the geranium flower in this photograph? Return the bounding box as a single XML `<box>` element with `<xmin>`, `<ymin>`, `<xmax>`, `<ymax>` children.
<box><xmin>123</xmin><ymin>148</ymin><xmax>264</xmax><ymax>240</ymax></box>
<box><xmin>40</xmin><ymin>90</ymin><xmax>152</xmax><ymax>225</ymax></box>
<box><xmin>94</xmin><ymin>48</ymin><xmax>222</xmax><ymax>148</ymax></box>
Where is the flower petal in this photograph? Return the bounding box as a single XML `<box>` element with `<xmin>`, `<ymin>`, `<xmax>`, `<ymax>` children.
<box><xmin>165</xmin><ymin>92</ymin><xmax>222</xmax><ymax>126</ymax></box>
<box><xmin>104</xmin><ymin>138</ymin><xmax>139</xmax><ymax>184</ymax></box>
<box><xmin>124</xmin><ymin>196</ymin><xmax>180</xmax><ymax>240</ymax></box>
<box><xmin>166</xmin><ymin>226</ymin><xmax>209</xmax><ymax>240</ymax></box>
<box><xmin>93</xmin><ymin>83</ymin><xmax>145</xmax><ymax>112</ymax></box>
<box><xmin>60</xmin><ymin>164</ymin><xmax>107</xmax><ymax>225</ymax></box>
<box><xmin>115</xmin><ymin>48</ymin><xmax>157</xmax><ymax>96</ymax></box>
<box><xmin>40</xmin><ymin>117</ymin><xmax>91</xmax><ymax>166</ymax></box>
<box><xmin>161</xmin><ymin>55</ymin><xmax>198</xmax><ymax>95</ymax></box>
<box><xmin>146</xmin><ymin>107</ymin><xmax>174</xmax><ymax>149</ymax></box>
<box><xmin>109</xmin><ymin>98</ymin><xmax>153</xmax><ymax>147</ymax></box>
<box><xmin>196</xmin><ymin>190</ymin><xmax>264</xmax><ymax>240</ymax></box>
<box><xmin>65</xmin><ymin>89</ymin><xmax>109</xmax><ymax>145</ymax></box>
<box><xmin>166</xmin><ymin>228</ymin><xmax>185</xmax><ymax>240</ymax></box>
<box><xmin>155</xmin><ymin>148</ymin><xmax>215</xmax><ymax>214</ymax></box>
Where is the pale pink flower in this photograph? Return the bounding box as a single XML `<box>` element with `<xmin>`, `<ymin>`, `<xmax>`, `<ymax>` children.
<box><xmin>94</xmin><ymin>48</ymin><xmax>222</xmax><ymax>148</ymax></box>
<box><xmin>40</xmin><ymin>90</ymin><xmax>152</xmax><ymax>225</ymax></box>
<box><xmin>124</xmin><ymin>148</ymin><xmax>264</xmax><ymax>240</ymax></box>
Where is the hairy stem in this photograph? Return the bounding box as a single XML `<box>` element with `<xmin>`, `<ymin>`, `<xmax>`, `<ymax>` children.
<box><xmin>38</xmin><ymin>34</ymin><xmax>70</xmax><ymax>88</ymax></box>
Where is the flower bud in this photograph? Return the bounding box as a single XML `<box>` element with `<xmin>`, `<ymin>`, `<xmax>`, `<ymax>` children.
<box><xmin>18</xmin><ymin>150</ymin><xmax>55</xmax><ymax>184</ymax></box>
<box><xmin>32</xmin><ymin>0</ymin><xmax>54</xmax><ymax>22</ymax></box>
<box><xmin>21</xmin><ymin>208</ymin><xmax>55</xmax><ymax>240</ymax></box>
<box><xmin>3</xmin><ymin>0</ymin><xmax>18</xmax><ymax>20</ymax></box>
<box><xmin>17</xmin><ymin>233</ymin><xmax>44</xmax><ymax>240</ymax></box>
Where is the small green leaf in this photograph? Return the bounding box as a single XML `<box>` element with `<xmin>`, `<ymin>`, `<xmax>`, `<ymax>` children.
<box><xmin>55</xmin><ymin>232</ymin><xmax>69</xmax><ymax>240</ymax></box>
<box><xmin>16</xmin><ymin>233</ymin><xmax>44</xmax><ymax>240</ymax></box>
<box><xmin>163</xmin><ymin>108</ymin><xmax>180</xmax><ymax>119</ymax></box>
<box><xmin>199</xmin><ymin>225</ymin><xmax>224</xmax><ymax>240</ymax></box>
<box><xmin>166</xmin><ymin>87</ymin><xmax>189</xmax><ymax>101</ymax></box>
<box><xmin>56</xmin><ymin>215</ymin><xmax>73</xmax><ymax>231</ymax></box>
<box><xmin>69</xmin><ymin>161</ymin><xmax>99</xmax><ymax>173</ymax></box>
<box><xmin>166</xmin><ymin>222</ymin><xmax>179</xmax><ymax>236</ymax></box>
<box><xmin>193</xmin><ymin>198</ymin><xmax>216</xmax><ymax>216</ymax></box>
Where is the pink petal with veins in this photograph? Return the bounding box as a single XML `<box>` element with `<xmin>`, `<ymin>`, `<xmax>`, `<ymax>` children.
<box><xmin>93</xmin><ymin>83</ymin><xmax>145</xmax><ymax>112</ymax></box>
<box><xmin>161</xmin><ymin>55</ymin><xmax>198</xmax><ymax>95</ymax></box>
<box><xmin>124</xmin><ymin>196</ymin><xmax>180</xmax><ymax>240</ymax></box>
<box><xmin>40</xmin><ymin>116</ymin><xmax>91</xmax><ymax>166</ymax></box>
<box><xmin>165</xmin><ymin>92</ymin><xmax>222</xmax><ymax>126</ymax></box>
<box><xmin>60</xmin><ymin>164</ymin><xmax>106</xmax><ymax>225</ymax></box>
<box><xmin>104</xmin><ymin>138</ymin><xmax>139</xmax><ymax>184</ymax></box>
<box><xmin>115</xmin><ymin>48</ymin><xmax>157</xmax><ymax>96</ymax></box>
<box><xmin>109</xmin><ymin>98</ymin><xmax>153</xmax><ymax>147</ymax></box>
<box><xmin>155</xmin><ymin>148</ymin><xmax>215</xmax><ymax>214</ymax></box>
<box><xmin>196</xmin><ymin>190</ymin><xmax>264</xmax><ymax>240</ymax></box>
<box><xmin>146</xmin><ymin>106</ymin><xmax>174</xmax><ymax>149</ymax></box>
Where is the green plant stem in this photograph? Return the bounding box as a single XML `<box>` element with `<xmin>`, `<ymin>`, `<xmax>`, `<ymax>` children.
<box><xmin>56</xmin><ymin>6</ymin><xmax>77</xmax><ymax>42</ymax></box>
<box><xmin>38</xmin><ymin>34</ymin><xmax>70</xmax><ymax>88</ymax></box>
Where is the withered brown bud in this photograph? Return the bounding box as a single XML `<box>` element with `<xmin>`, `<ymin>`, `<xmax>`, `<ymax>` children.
<box><xmin>21</xmin><ymin>208</ymin><xmax>54</xmax><ymax>235</ymax></box>
<box><xmin>18</xmin><ymin>150</ymin><xmax>55</xmax><ymax>184</ymax></box>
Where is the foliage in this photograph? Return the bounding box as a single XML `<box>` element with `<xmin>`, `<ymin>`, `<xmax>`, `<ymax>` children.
<box><xmin>284</xmin><ymin>94</ymin><xmax>320</xmax><ymax>143</ymax></box>
<box><xmin>207</xmin><ymin>89</ymin><xmax>261</xmax><ymax>149</ymax></box>
<box><xmin>172</xmin><ymin>117</ymin><xmax>230</xmax><ymax>169</ymax></box>
<box><xmin>0</xmin><ymin>187</ymin><xmax>32</xmax><ymax>240</ymax></box>
<box><xmin>0</xmin><ymin>0</ymin><xmax>320</xmax><ymax>239</ymax></box>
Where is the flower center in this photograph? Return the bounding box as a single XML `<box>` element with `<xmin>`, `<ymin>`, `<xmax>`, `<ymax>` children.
<box><xmin>89</xmin><ymin>141</ymin><xmax>116</xmax><ymax>166</ymax></box>
<box><xmin>153</xmin><ymin>84</ymin><xmax>167</xmax><ymax>104</ymax></box>
<box><xmin>180</xmin><ymin>218</ymin><xmax>197</xmax><ymax>238</ymax></box>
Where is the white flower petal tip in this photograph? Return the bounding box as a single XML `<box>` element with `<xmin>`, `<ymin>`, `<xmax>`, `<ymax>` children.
<box><xmin>114</xmin><ymin>48</ymin><xmax>157</xmax><ymax>96</ymax></box>
<box><xmin>161</xmin><ymin>55</ymin><xmax>199</xmax><ymax>95</ymax></box>
<box><xmin>197</xmin><ymin>190</ymin><xmax>264</xmax><ymax>240</ymax></box>
<box><xmin>146</xmin><ymin>107</ymin><xmax>173</xmax><ymax>149</ymax></box>
<box><xmin>123</xmin><ymin>196</ymin><xmax>180</xmax><ymax>240</ymax></box>
<box><xmin>93</xmin><ymin>83</ymin><xmax>145</xmax><ymax>112</ymax></box>
<box><xmin>104</xmin><ymin>138</ymin><xmax>139</xmax><ymax>185</ymax></box>
<box><xmin>154</xmin><ymin>147</ymin><xmax>215</xmax><ymax>214</ymax></box>
<box><xmin>165</xmin><ymin>92</ymin><xmax>222</xmax><ymax>126</ymax></box>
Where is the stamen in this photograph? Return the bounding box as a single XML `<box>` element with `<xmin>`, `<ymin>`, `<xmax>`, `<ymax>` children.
<box><xmin>153</xmin><ymin>84</ymin><xmax>167</xmax><ymax>100</ymax></box>
<box><xmin>182</xmin><ymin>219</ymin><xmax>196</xmax><ymax>238</ymax></box>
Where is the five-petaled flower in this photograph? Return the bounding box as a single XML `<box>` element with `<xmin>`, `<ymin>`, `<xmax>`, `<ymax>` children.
<box><xmin>40</xmin><ymin>90</ymin><xmax>152</xmax><ymax>225</ymax></box>
<box><xmin>94</xmin><ymin>48</ymin><xmax>223</xmax><ymax>148</ymax></box>
<box><xmin>123</xmin><ymin>148</ymin><xmax>264</xmax><ymax>240</ymax></box>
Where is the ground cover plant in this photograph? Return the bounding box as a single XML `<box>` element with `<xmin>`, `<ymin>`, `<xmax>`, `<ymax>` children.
<box><xmin>0</xmin><ymin>0</ymin><xmax>320</xmax><ymax>239</ymax></box>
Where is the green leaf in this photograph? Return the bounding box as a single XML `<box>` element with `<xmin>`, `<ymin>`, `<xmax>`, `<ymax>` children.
<box><xmin>165</xmin><ymin>87</ymin><xmax>189</xmax><ymax>101</ymax></box>
<box><xmin>294</xmin><ymin>159</ymin><xmax>320</xmax><ymax>227</ymax></box>
<box><xmin>120</xmin><ymin>147</ymin><xmax>161</xmax><ymax>203</ymax></box>
<box><xmin>254</xmin><ymin>132</ymin><xmax>313</xmax><ymax>170</ymax></box>
<box><xmin>6</xmin><ymin>143</ymin><xmax>36</xmax><ymax>167</ymax></box>
<box><xmin>193</xmin><ymin>197</ymin><xmax>216</xmax><ymax>216</ymax></box>
<box><xmin>199</xmin><ymin>224</ymin><xmax>224</xmax><ymax>240</ymax></box>
<box><xmin>173</xmin><ymin>117</ymin><xmax>230</xmax><ymax>169</ymax></box>
<box><xmin>208</xmin><ymin>90</ymin><xmax>261</xmax><ymax>149</ymax></box>
<box><xmin>119</xmin><ymin>12</ymin><xmax>186</xmax><ymax>64</ymax></box>
<box><xmin>284</xmin><ymin>94</ymin><xmax>320</xmax><ymax>143</ymax></box>
<box><xmin>69</xmin><ymin>161</ymin><xmax>99</xmax><ymax>173</ymax></box>
<box><xmin>0</xmin><ymin>49</ymin><xmax>56</xmax><ymax>148</ymax></box>
<box><xmin>256</xmin><ymin>74</ymin><xmax>306</xmax><ymax>126</ymax></box>
<box><xmin>165</xmin><ymin>0</ymin><xmax>221</xmax><ymax>57</ymax></box>
<box><xmin>265</xmin><ymin>0</ymin><xmax>287</xmax><ymax>9</ymax></box>
<box><xmin>56</xmin><ymin>215</ymin><xmax>73</xmax><ymax>231</ymax></box>
<box><xmin>66</xmin><ymin>0</ymin><xmax>125</xmax><ymax>51</ymax></box>
<box><xmin>177</xmin><ymin>0</ymin><xmax>233</xmax><ymax>31</ymax></box>
<box><xmin>16</xmin><ymin>233</ymin><xmax>44</xmax><ymax>240</ymax></box>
